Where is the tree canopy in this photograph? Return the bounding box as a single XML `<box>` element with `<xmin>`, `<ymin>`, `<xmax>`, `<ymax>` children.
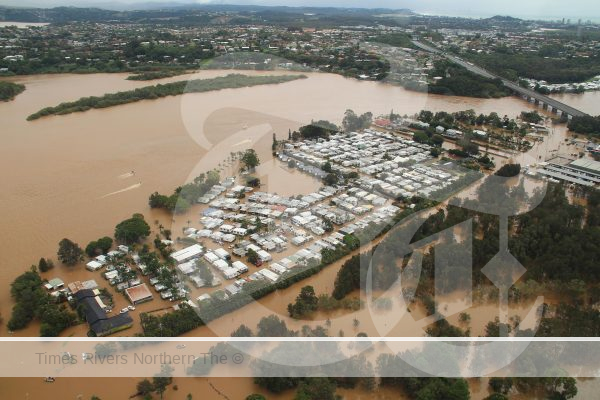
<box><xmin>342</xmin><ymin>109</ymin><xmax>373</xmax><ymax>132</ymax></box>
<box><xmin>241</xmin><ymin>149</ymin><xmax>260</xmax><ymax>171</ymax></box>
<box><xmin>114</xmin><ymin>214</ymin><xmax>151</xmax><ymax>244</ymax></box>
<box><xmin>57</xmin><ymin>238</ymin><xmax>84</xmax><ymax>266</ymax></box>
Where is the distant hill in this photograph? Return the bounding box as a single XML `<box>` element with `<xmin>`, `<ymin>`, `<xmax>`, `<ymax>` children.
<box><xmin>484</xmin><ymin>15</ymin><xmax>524</xmax><ymax>23</ymax></box>
<box><xmin>0</xmin><ymin>4</ymin><xmax>415</xmax><ymax>26</ymax></box>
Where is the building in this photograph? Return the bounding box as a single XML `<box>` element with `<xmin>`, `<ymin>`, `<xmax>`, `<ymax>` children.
<box><xmin>86</xmin><ymin>260</ymin><xmax>104</xmax><ymax>271</ymax></box>
<box><xmin>74</xmin><ymin>289</ymin><xmax>133</xmax><ymax>336</ymax></box>
<box><xmin>125</xmin><ymin>284</ymin><xmax>154</xmax><ymax>305</ymax></box>
<box><xmin>43</xmin><ymin>278</ymin><xmax>64</xmax><ymax>291</ymax></box>
<box><xmin>539</xmin><ymin>157</ymin><xmax>600</xmax><ymax>187</ymax></box>
<box><xmin>177</xmin><ymin>260</ymin><xmax>197</xmax><ymax>275</ymax></box>
<box><xmin>170</xmin><ymin>244</ymin><xmax>204</xmax><ymax>264</ymax></box>
<box><xmin>67</xmin><ymin>280</ymin><xmax>98</xmax><ymax>294</ymax></box>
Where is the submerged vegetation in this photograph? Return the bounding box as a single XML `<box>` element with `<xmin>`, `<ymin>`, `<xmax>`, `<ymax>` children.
<box><xmin>26</xmin><ymin>73</ymin><xmax>307</xmax><ymax>120</ymax></box>
<box><xmin>126</xmin><ymin>70</ymin><xmax>188</xmax><ymax>81</ymax></box>
<box><xmin>0</xmin><ymin>81</ymin><xmax>25</xmax><ymax>101</ymax></box>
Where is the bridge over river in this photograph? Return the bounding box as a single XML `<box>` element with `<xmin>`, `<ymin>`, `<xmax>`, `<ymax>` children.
<box><xmin>411</xmin><ymin>40</ymin><xmax>588</xmax><ymax>119</ymax></box>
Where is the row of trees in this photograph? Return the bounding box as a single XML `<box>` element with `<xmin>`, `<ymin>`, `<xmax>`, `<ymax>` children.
<box><xmin>342</xmin><ymin>109</ymin><xmax>373</xmax><ymax>132</ymax></box>
<box><xmin>149</xmin><ymin>170</ymin><xmax>220</xmax><ymax>213</ymax></box>
<box><xmin>488</xmin><ymin>377</ymin><xmax>577</xmax><ymax>400</ymax></box>
<box><xmin>27</xmin><ymin>74</ymin><xmax>306</xmax><ymax>120</ymax></box>
<box><xmin>418</xmin><ymin>109</ymin><xmax>515</xmax><ymax>130</ymax></box>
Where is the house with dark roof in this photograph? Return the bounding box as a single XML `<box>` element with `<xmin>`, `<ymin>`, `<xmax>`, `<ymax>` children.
<box><xmin>74</xmin><ymin>289</ymin><xmax>133</xmax><ymax>336</ymax></box>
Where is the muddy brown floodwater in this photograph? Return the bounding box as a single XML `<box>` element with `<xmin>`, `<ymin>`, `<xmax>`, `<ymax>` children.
<box><xmin>0</xmin><ymin>70</ymin><xmax>592</xmax><ymax>398</ymax></box>
<box><xmin>550</xmin><ymin>91</ymin><xmax>600</xmax><ymax>117</ymax></box>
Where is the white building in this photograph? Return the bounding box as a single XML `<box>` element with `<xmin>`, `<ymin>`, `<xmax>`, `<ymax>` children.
<box><xmin>170</xmin><ymin>244</ymin><xmax>204</xmax><ymax>264</ymax></box>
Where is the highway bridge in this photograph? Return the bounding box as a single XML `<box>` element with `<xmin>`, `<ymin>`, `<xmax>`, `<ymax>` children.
<box><xmin>411</xmin><ymin>40</ymin><xmax>588</xmax><ymax>119</ymax></box>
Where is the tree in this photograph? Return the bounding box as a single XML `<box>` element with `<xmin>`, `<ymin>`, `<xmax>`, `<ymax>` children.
<box><xmin>521</xmin><ymin>111</ymin><xmax>543</xmax><ymax>124</ymax></box>
<box><xmin>299</xmin><ymin>121</ymin><xmax>336</xmax><ymax>139</ymax></box>
<box><xmin>57</xmin><ymin>238</ymin><xmax>84</xmax><ymax>266</ymax></box>
<box><xmin>413</xmin><ymin>131</ymin><xmax>430</xmax><ymax>144</ymax></box>
<box><xmin>137</xmin><ymin>379</ymin><xmax>154</xmax><ymax>396</ymax></box>
<box><xmin>288</xmin><ymin>286</ymin><xmax>319</xmax><ymax>318</ymax></box>
<box><xmin>241</xmin><ymin>149</ymin><xmax>260</xmax><ymax>171</ymax></box>
<box><xmin>153</xmin><ymin>364</ymin><xmax>174</xmax><ymax>400</ymax></box>
<box><xmin>0</xmin><ymin>81</ymin><xmax>25</xmax><ymax>101</ymax></box>
<box><xmin>323</xmin><ymin>218</ymin><xmax>334</xmax><ymax>233</ymax></box>
<box><xmin>295</xmin><ymin>377</ymin><xmax>336</xmax><ymax>400</ymax></box>
<box><xmin>231</xmin><ymin>324</ymin><xmax>254</xmax><ymax>337</ymax></box>
<box><xmin>342</xmin><ymin>109</ymin><xmax>372</xmax><ymax>132</ymax></box>
<box><xmin>432</xmin><ymin>134</ymin><xmax>444</xmax><ymax>146</ymax></box>
<box><xmin>322</xmin><ymin>161</ymin><xmax>333</xmax><ymax>173</ymax></box>
<box><xmin>115</xmin><ymin>214</ymin><xmax>151</xmax><ymax>244</ymax></box>
<box><xmin>85</xmin><ymin>236</ymin><xmax>113</xmax><ymax>257</ymax></box>
<box><xmin>197</xmin><ymin>260</ymin><xmax>214</xmax><ymax>287</ymax></box>
<box><xmin>257</xmin><ymin>315</ymin><xmax>294</xmax><ymax>337</ymax></box>
<box><xmin>489</xmin><ymin>377</ymin><xmax>513</xmax><ymax>394</ymax></box>
<box><xmin>419</xmin><ymin>110</ymin><xmax>434</xmax><ymax>123</ymax></box>
<box><xmin>247</xmin><ymin>248</ymin><xmax>259</xmax><ymax>266</ymax></box>
<box><xmin>246</xmin><ymin>395</ymin><xmax>266</xmax><ymax>400</ymax></box>
<box><xmin>460</xmin><ymin>139</ymin><xmax>479</xmax><ymax>155</ymax></box>
<box><xmin>485</xmin><ymin>317</ymin><xmax>512</xmax><ymax>337</ymax></box>
<box><xmin>495</xmin><ymin>163</ymin><xmax>521</xmax><ymax>177</ymax></box>
<box><xmin>324</xmin><ymin>173</ymin><xmax>338</xmax><ymax>186</ymax></box>
<box><xmin>38</xmin><ymin>257</ymin><xmax>53</xmax><ymax>273</ymax></box>
<box><xmin>484</xmin><ymin>394</ymin><xmax>508</xmax><ymax>400</ymax></box>
<box><xmin>7</xmin><ymin>268</ymin><xmax>45</xmax><ymax>330</ymax></box>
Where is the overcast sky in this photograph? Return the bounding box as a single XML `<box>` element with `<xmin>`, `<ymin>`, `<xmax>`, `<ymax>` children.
<box><xmin>1</xmin><ymin>0</ymin><xmax>599</xmax><ymax>20</ymax></box>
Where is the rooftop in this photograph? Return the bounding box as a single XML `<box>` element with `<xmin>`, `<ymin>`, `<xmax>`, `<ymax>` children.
<box><xmin>570</xmin><ymin>158</ymin><xmax>600</xmax><ymax>175</ymax></box>
<box><xmin>125</xmin><ymin>283</ymin><xmax>153</xmax><ymax>304</ymax></box>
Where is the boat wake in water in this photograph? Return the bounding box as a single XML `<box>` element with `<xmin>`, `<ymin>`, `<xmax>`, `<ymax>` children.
<box><xmin>101</xmin><ymin>183</ymin><xmax>141</xmax><ymax>198</ymax></box>
<box><xmin>117</xmin><ymin>171</ymin><xmax>135</xmax><ymax>179</ymax></box>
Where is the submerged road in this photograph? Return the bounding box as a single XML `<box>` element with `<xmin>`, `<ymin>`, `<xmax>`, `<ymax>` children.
<box><xmin>411</xmin><ymin>40</ymin><xmax>588</xmax><ymax>118</ymax></box>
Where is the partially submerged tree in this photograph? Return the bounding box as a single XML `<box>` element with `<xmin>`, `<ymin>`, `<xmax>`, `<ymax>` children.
<box><xmin>57</xmin><ymin>238</ymin><xmax>84</xmax><ymax>266</ymax></box>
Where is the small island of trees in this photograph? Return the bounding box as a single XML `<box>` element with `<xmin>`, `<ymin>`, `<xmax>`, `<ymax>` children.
<box><xmin>26</xmin><ymin>74</ymin><xmax>307</xmax><ymax>120</ymax></box>
<box><xmin>0</xmin><ymin>81</ymin><xmax>25</xmax><ymax>101</ymax></box>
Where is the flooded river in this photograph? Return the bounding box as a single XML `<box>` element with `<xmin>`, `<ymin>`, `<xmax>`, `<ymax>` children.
<box><xmin>550</xmin><ymin>91</ymin><xmax>600</xmax><ymax>116</ymax></box>
<box><xmin>0</xmin><ymin>70</ymin><xmax>594</xmax><ymax>398</ymax></box>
